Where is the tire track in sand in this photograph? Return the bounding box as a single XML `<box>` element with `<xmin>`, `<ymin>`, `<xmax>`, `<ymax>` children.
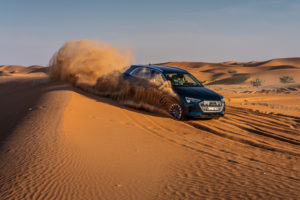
<box><xmin>122</xmin><ymin>104</ymin><xmax>300</xmax><ymax>199</ymax></box>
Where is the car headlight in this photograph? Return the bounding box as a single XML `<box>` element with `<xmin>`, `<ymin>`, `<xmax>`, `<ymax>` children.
<box><xmin>185</xmin><ymin>97</ymin><xmax>201</xmax><ymax>103</ymax></box>
<box><xmin>221</xmin><ymin>98</ymin><xmax>225</xmax><ymax>103</ymax></box>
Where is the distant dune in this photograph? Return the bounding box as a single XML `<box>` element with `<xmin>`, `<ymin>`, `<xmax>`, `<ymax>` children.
<box><xmin>0</xmin><ymin>65</ymin><xmax>48</xmax><ymax>76</ymax></box>
<box><xmin>162</xmin><ymin>57</ymin><xmax>300</xmax><ymax>87</ymax></box>
<box><xmin>0</xmin><ymin>58</ymin><xmax>299</xmax><ymax>199</ymax></box>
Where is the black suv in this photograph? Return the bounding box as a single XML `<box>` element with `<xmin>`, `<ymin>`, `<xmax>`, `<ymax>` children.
<box><xmin>123</xmin><ymin>65</ymin><xmax>225</xmax><ymax>120</ymax></box>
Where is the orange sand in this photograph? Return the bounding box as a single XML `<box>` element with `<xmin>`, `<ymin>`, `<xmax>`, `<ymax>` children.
<box><xmin>1</xmin><ymin>58</ymin><xmax>300</xmax><ymax>199</ymax></box>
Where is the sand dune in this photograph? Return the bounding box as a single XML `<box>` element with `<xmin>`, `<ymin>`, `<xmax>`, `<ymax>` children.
<box><xmin>1</xmin><ymin>58</ymin><xmax>300</xmax><ymax>199</ymax></box>
<box><xmin>259</xmin><ymin>57</ymin><xmax>300</xmax><ymax>68</ymax></box>
<box><xmin>163</xmin><ymin>57</ymin><xmax>300</xmax><ymax>87</ymax></box>
<box><xmin>0</xmin><ymin>65</ymin><xmax>47</xmax><ymax>74</ymax></box>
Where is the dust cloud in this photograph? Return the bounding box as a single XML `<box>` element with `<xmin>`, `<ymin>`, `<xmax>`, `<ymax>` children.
<box><xmin>49</xmin><ymin>40</ymin><xmax>133</xmax><ymax>85</ymax></box>
<box><xmin>49</xmin><ymin>40</ymin><xmax>179</xmax><ymax>115</ymax></box>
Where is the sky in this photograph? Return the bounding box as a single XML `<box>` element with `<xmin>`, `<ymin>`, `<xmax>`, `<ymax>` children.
<box><xmin>0</xmin><ymin>0</ymin><xmax>299</xmax><ymax>66</ymax></box>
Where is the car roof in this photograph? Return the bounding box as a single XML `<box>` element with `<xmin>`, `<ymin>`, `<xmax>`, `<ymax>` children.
<box><xmin>131</xmin><ymin>65</ymin><xmax>188</xmax><ymax>73</ymax></box>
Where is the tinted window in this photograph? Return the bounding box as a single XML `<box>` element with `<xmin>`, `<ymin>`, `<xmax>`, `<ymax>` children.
<box><xmin>164</xmin><ymin>73</ymin><xmax>202</xmax><ymax>87</ymax></box>
<box><xmin>131</xmin><ymin>67</ymin><xmax>151</xmax><ymax>79</ymax></box>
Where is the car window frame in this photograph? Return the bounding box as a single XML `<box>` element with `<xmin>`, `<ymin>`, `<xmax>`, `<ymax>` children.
<box><xmin>148</xmin><ymin>69</ymin><xmax>166</xmax><ymax>85</ymax></box>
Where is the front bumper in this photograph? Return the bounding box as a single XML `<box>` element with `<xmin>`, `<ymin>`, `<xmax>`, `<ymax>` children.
<box><xmin>185</xmin><ymin>102</ymin><xmax>225</xmax><ymax>118</ymax></box>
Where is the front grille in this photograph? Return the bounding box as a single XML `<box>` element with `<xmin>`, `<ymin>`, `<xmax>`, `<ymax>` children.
<box><xmin>199</xmin><ymin>101</ymin><xmax>224</xmax><ymax>112</ymax></box>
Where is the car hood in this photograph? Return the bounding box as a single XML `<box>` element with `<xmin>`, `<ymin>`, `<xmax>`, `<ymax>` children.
<box><xmin>173</xmin><ymin>86</ymin><xmax>223</xmax><ymax>101</ymax></box>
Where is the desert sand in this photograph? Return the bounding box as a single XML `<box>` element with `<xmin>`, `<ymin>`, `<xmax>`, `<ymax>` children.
<box><xmin>1</xmin><ymin>58</ymin><xmax>300</xmax><ymax>199</ymax></box>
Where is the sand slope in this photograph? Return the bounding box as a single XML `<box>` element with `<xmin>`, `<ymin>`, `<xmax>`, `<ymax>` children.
<box><xmin>1</xmin><ymin>60</ymin><xmax>300</xmax><ymax>199</ymax></box>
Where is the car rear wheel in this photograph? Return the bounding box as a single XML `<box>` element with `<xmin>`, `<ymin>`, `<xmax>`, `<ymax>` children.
<box><xmin>169</xmin><ymin>103</ymin><xmax>185</xmax><ymax>120</ymax></box>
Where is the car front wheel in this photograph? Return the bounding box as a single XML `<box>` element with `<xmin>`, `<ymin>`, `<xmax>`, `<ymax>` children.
<box><xmin>169</xmin><ymin>103</ymin><xmax>185</xmax><ymax>120</ymax></box>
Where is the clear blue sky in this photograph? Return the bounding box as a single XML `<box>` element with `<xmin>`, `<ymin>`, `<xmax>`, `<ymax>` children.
<box><xmin>0</xmin><ymin>0</ymin><xmax>299</xmax><ymax>66</ymax></box>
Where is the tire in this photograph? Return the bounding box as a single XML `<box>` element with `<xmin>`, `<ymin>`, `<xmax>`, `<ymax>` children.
<box><xmin>169</xmin><ymin>103</ymin><xmax>185</xmax><ymax>120</ymax></box>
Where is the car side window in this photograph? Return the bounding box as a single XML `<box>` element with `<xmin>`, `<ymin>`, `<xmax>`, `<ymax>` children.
<box><xmin>150</xmin><ymin>70</ymin><xmax>164</xmax><ymax>85</ymax></box>
<box><xmin>131</xmin><ymin>67</ymin><xmax>151</xmax><ymax>79</ymax></box>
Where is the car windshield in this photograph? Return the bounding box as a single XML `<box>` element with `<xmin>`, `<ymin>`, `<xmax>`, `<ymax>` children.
<box><xmin>164</xmin><ymin>73</ymin><xmax>202</xmax><ymax>87</ymax></box>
